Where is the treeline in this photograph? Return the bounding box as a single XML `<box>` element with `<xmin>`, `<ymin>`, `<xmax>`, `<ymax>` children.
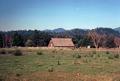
<box><xmin>0</xmin><ymin>28</ymin><xmax>120</xmax><ymax>48</ymax></box>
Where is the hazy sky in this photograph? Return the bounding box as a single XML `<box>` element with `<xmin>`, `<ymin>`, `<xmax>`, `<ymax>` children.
<box><xmin>0</xmin><ymin>0</ymin><xmax>120</xmax><ymax>31</ymax></box>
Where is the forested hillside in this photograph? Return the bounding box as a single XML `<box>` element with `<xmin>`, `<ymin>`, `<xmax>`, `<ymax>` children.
<box><xmin>0</xmin><ymin>28</ymin><xmax>120</xmax><ymax>48</ymax></box>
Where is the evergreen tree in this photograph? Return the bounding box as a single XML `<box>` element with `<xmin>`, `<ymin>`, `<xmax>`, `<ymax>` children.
<box><xmin>0</xmin><ymin>33</ymin><xmax>3</xmax><ymax>47</ymax></box>
<box><xmin>12</xmin><ymin>32</ymin><xmax>24</xmax><ymax>46</ymax></box>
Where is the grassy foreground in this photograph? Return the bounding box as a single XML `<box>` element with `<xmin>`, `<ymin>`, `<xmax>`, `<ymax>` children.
<box><xmin>0</xmin><ymin>48</ymin><xmax>120</xmax><ymax>81</ymax></box>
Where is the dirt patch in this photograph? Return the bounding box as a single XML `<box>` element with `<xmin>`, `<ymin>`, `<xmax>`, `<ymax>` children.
<box><xmin>4</xmin><ymin>72</ymin><xmax>119</xmax><ymax>81</ymax></box>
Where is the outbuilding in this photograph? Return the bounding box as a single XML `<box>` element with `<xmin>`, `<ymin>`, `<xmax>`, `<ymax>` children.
<box><xmin>48</xmin><ymin>38</ymin><xmax>75</xmax><ymax>48</ymax></box>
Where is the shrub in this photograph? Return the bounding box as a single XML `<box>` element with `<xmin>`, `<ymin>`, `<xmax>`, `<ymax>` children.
<box><xmin>57</xmin><ymin>60</ymin><xmax>61</xmax><ymax>65</ymax></box>
<box><xmin>82</xmin><ymin>59</ymin><xmax>88</xmax><ymax>63</ymax></box>
<box><xmin>73</xmin><ymin>53</ymin><xmax>81</xmax><ymax>59</ymax></box>
<box><xmin>77</xmin><ymin>54</ymin><xmax>81</xmax><ymax>58</ymax></box>
<box><xmin>52</xmin><ymin>50</ymin><xmax>57</xmax><ymax>53</ymax></box>
<box><xmin>48</xmin><ymin>67</ymin><xmax>54</xmax><ymax>72</ymax></box>
<box><xmin>13</xmin><ymin>49</ymin><xmax>23</xmax><ymax>56</ymax></box>
<box><xmin>108</xmin><ymin>54</ymin><xmax>114</xmax><ymax>59</ymax></box>
<box><xmin>37</xmin><ymin>51</ymin><xmax>43</xmax><ymax>55</ymax></box>
<box><xmin>16</xmin><ymin>73</ymin><xmax>21</xmax><ymax>77</ymax></box>
<box><xmin>114</xmin><ymin>54</ymin><xmax>119</xmax><ymax>59</ymax></box>
<box><xmin>106</xmin><ymin>51</ymin><xmax>110</xmax><ymax>54</ymax></box>
<box><xmin>89</xmin><ymin>54</ymin><xmax>94</xmax><ymax>57</ymax></box>
<box><xmin>0</xmin><ymin>49</ymin><xmax>6</xmax><ymax>54</ymax></box>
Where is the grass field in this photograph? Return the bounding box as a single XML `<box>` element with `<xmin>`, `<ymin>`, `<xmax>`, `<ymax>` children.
<box><xmin>0</xmin><ymin>47</ymin><xmax>120</xmax><ymax>81</ymax></box>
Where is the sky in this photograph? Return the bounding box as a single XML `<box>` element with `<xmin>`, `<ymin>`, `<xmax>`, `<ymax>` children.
<box><xmin>0</xmin><ymin>0</ymin><xmax>120</xmax><ymax>31</ymax></box>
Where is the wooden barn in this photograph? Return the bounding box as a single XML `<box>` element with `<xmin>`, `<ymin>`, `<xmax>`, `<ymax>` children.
<box><xmin>48</xmin><ymin>38</ymin><xmax>75</xmax><ymax>48</ymax></box>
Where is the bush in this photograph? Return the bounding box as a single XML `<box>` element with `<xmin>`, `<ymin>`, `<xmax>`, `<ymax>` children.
<box><xmin>13</xmin><ymin>49</ymin><xmax>23</xmax><ymax>56</ymax></box>
<box><xmin>108</xmin><ymin>54</ymin><xmax>119</xmax><ymax>59</ymax></box>
<box><xmin>106</xmin><ymin>51</ymin><xmax>110</xmax><ymax>54</ymax></box>
<box><xmin>0</xmin><ymin>49</ymin><xmax>6</xmax><ymax>54</ymax></box>
<box><xmin>52</xmin><ymin>50</ymin><xmax>57</xmax><ymax>53</ymax></box>
<box><xmin>57</xmin><ymin>60</ymin><xmax>61</xmax><ymax>65</ymax></box>
<box><xmin>73</xmin><ymin>53</ymin><xmax>81</xmax><ymax>59</ymax></box>
<box><xmin>82</xmin><ymin>58</ymin><xmax>88</xmax><ymax>63</ymax></box>
<box><xmin>16</xmin><ymin>73</ymin><xmax>21</xmax><ymax>77</ymax></box>
<box><xmin>114</xmin><ymin>54</ymin><xmax>119</xmax><ymax>59</ymax></box>
<box><xmin>89</xmin><ymin>54</ymin><xmax>94</xmax><ymax>57</ymax></box>
<box><xmin>108</xmin><ymin>54</ymin><xmax>114</xmax><ymax>59</ymax></box>
<box><xmin>48</xmin><ymin>67</ymin><xmax>54</xmax><ymax>72</ymax></box>
<box><xmin>37</xmin><ymin>51</ymin><xmax>43</xmax><ymax>55</ymax></box>
<box><xmin>77</xmin><ymin>54</ymin><xmax>81</xmax><ymax>58</ymax></box>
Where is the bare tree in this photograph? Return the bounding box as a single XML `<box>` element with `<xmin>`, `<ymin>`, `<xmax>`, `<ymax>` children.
<box><xmin>88</xmin><ymin>30</ymin><xmax>106</xmax><ymax>48</ymax></box>
<box><xmin>114</xmin><ymin>37</ymin><xmax>120</xmax><ymax>48</ymax></box>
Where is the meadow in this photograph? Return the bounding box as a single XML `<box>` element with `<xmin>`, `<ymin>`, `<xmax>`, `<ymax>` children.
<box><xmin>0</xmin><ymin>47</ymin><xmax>120</xmax><ymax>81</ymax></box>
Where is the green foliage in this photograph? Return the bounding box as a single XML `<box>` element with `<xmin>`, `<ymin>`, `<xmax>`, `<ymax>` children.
<box><xmin>0</xmin><ymin>48</ymin><xmax>120</xmax><ymax>80</ymax></box>
<box><xmin>73</xmin><ymin>53</ymin><xmax>81</xmax><ymax>59</ymax></box>
<box><xmin>108</xmin><ymin>53</ymin><xmax>119</xmax><ymax>59</ymax></box>
<box><xmin>77</xmin><ymin>36</ymin><xmax>91</xmax><ymax>47</ymax></box>
<box><xmin>16</xmin><ymin>73</ymin><xmax>21</xmax><ymax>77</ymax></box>
<box><xmin>1</xmin><ymin>28</ymin><xmax>120</xmax><ymax>48</ymax></box>
<box><xmin>106</xmin><ymin>51</ymin><xmax>110</xmax><ymax>54</ymax></box>
<box><xmin>108</xmin><ymin>54</ymin><xmax>114</xmax><ymax>59</ymax></box>
<box><xmin>29</xmin><ymin>30</ymin><xmax>51</xmax><ymax>46</ymax></box>
<box><xmin>57</xmin><ymin>60</ymin><xmax>61</xmax><ymax>65</ymax></box>
<box><xmin>48</xmin><ymin>66</ymin><xmax>54</xmax><ymax>72</ymax></box>
<box><xmin>0</xmin><ymin>34</ymin><xmax>3</xmax><ymax>48</ymax></box>
<box><xmin>114</xmin><ymin>54</ymin><xmax>119</xmax><ymax>59</ymax></box>
<box><xmin>12</xmin><ymin>32</ymin><xmax>24</xmax><ymax>46</ymax></box>
<box><xmin>82</xmin><ymin>58</ymin><xmax>89</xmax><ymax>63</ymax></box>
<box><xmin>52</xmin><ymin>50</ymin><xmax>57</xmax><ymax>53</ymax></box>
<box><xmin>13</xmin><ymin>49</ymin><xmax>23</xmax><ymax>56</ymax></box>
<box><xmin>37</xmin><ymin>51</ymin><xmax>43</xmax><ymax>55</ymax></box>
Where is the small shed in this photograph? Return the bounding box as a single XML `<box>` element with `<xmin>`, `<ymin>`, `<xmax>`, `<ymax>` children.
<box><xmin>48</xmin><ymin>38</ymin><xmax>75</xmax><ymax>48</ymax></box>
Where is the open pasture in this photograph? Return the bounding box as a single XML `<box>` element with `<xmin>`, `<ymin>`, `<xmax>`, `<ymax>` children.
<box><xmin>0</xmin><ymin>47</ymin><xmax>120</xmax><ymax>81</ymax></box>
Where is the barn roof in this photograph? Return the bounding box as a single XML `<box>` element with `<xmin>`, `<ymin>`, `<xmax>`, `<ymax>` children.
<box><xmin>50</xmin><ymin>38</ymin><xmax>74</xmax><ymax>47</ymax></box>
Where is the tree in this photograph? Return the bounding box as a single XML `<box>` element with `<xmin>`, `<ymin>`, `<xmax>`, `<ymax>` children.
<box><xmin>88</xmin><ymin>30</ymin><xmax>106</xmax><ymax>48</ymax></box>
<box><xmin>12</xmin><ymin>32</ymin><xmax>24</xmax><ymax>46</ymax></box>
<box><xmin>29</xmin><ymin>30</ymin><xmax>40</xmax><ymax>46</ymax></box>
<box><xmin>102</xmin><ymin>35</ymin><xmax>116</xmax><ymax>48</ymax></box>
<box><xmin>0</xmin><ymin>33</ymin><xmax>4</xmax><ymax>48</ymax></box>
<box><xmin>77</xmin><ymin>36</ymin><xmax>91</xmax><ymax>48</ymax></box>
<box><xmin>114</xmin><ymin>37</ymin><xmax>120</xmax><ymax>48</ymax></box>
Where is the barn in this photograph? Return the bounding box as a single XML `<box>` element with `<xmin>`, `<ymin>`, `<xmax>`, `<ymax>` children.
<box><xmin>48</xmin><ymin>38</ymin><xmax>75</xmax><ymax>48</ymax></box>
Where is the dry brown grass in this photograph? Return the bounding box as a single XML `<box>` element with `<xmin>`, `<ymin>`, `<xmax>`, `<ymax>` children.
<box><xmin>0</xmin><ymin>47</ymin><xmax>120</xmax><ymax>81</ymax></box>
<box><xmin>3</xmin><ymin>72</ymin><xmax>120</xmax><ymax>81</ymax></box>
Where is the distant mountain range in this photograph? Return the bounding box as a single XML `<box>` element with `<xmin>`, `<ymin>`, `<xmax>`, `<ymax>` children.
<box><xmin>44</xmin><ymin>28</ymin><xmax>66</xmax><ymax>33</ymax></box>
<box><xmin>44</xmin><ymin>27</ymin><xmax>120</xmax><ymax>34</ymax></box>
<box><xmin>0</xmin><ymin>27</ymin><xmax>120</xmax><ymax>37</ymax></box>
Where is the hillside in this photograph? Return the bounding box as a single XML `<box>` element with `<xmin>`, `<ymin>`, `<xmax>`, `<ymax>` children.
<box><xmin>0</xmin><ymin>27</ymin><xmax>120</xmax><ymax>48</ymax></box>
<box><xmin>114</xmin><ymin>27</ymin><xmax>120</xmax><ymax>33</ymax></box>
